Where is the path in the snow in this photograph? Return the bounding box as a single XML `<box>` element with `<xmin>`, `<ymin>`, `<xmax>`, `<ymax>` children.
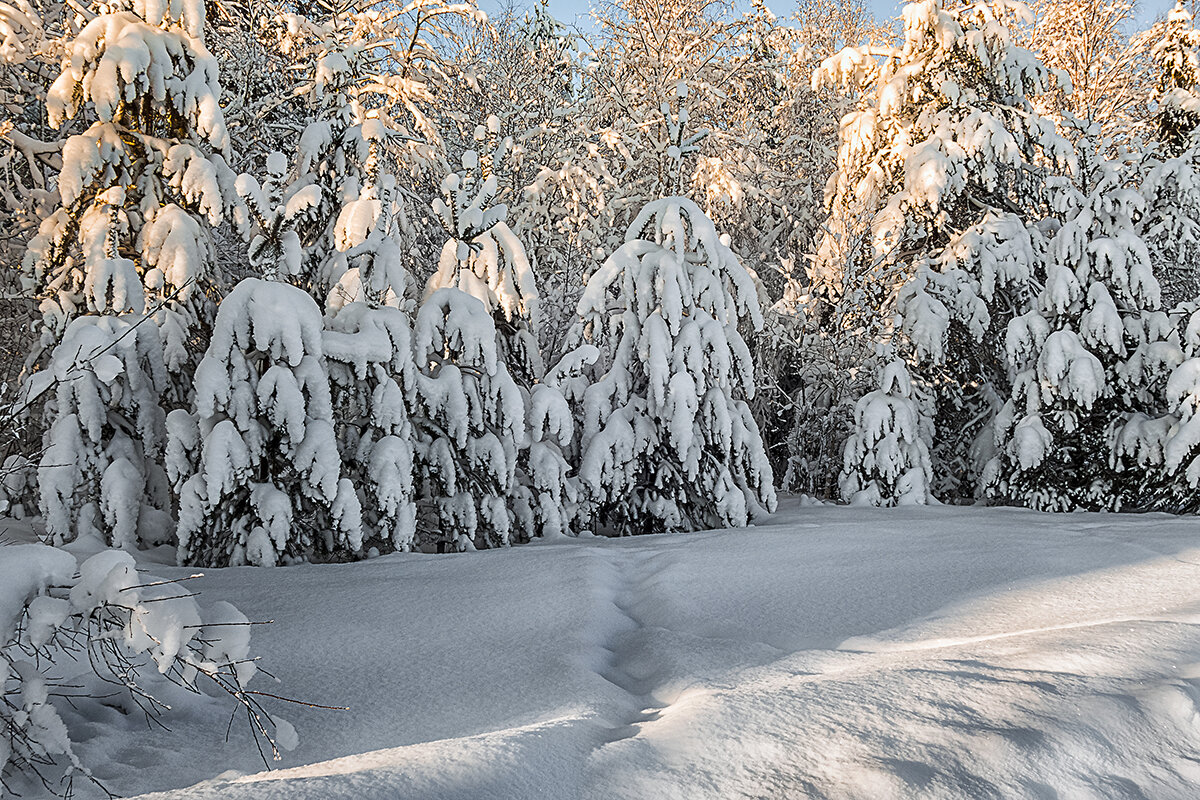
<box><xmin>593</xmin><ymin>546</ymin><xmax>675</xmax><ymax>744</ymax></box>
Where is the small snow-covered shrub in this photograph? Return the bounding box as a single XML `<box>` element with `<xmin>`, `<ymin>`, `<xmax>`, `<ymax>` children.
<box><xmin>840</xmin><ymin>360</ymin><xmax>933</xmax><ymax>506</ymax></box>
<box><xmin>1</xmin><ymin>546</ymin><xmax>293</xmax><ymax>797</ymax></box>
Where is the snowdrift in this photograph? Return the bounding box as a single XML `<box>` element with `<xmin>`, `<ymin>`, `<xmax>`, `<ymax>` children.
<box><xmin>26</xmin><ymin>501</ymin><xmax>1200</xmax><ymax>799</ymax></box>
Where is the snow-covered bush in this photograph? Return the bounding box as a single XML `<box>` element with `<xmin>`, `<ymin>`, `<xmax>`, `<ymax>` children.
<box><xmin>169</xmin><ymin>278</ymin><xmax>362</xmax><ymax>567</ymax></box>
<box><xmin>840</xmin><ymin>360</ymin><xmax>933</xmax><ymax>505</ymax></box>
<box><xmin>410</xmin><ymin>288</ymin><xmax>527</xmax><ymax>551</ymax></box>
<box><xmin>1</xmin><ymin>546</ymin><xmax>293</xmax><ymax>797</ymax></box>
<box><xmin>560</xmin><ymin>197</ymin><xmax>776</xmax><ymax>535</ymax></box>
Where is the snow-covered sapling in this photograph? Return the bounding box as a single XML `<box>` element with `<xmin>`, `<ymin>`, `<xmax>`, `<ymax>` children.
<box><xmin>169</xmin><ymin>278</ymin><xmax>361</xmax><ymax>566</ymax></box>
<box><xmin>410</xmin><ymin>288</ymin><xmax>527</xmax><ymax>551</ymax></box>
<box><xmin>840</xmin><ymin>359</ymin><xmax>933</xmax><ymax>505</ymax></box>
<box><xmin>426</xmin><ymin>120</ymin><xmax>543</xmax><ymax>385</ymax></box>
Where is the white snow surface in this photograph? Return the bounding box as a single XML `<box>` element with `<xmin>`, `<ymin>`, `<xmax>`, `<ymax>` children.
<box><xmin>32</xmin><ymin>502</ymin><xmax>1200</xmax><ymax>799</ymax></box>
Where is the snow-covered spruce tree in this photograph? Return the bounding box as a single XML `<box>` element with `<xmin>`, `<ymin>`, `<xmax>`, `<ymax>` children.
<box><xmin>32</xmin><ymin>310</ymin><xmax>173</xmax><ymax>548</ymax></box>
<box><xmin>516</xmin><ymin>325</ymin><xmax>586</xmax><ymax>541</ymax></box>
<box><xmin>1137</xmin><ymin>3</ymin><xmax>1200</xmax><ymax>306</ymax></box>
<box><xmin>425</xmin><ymin>123</ymin><xmax>543</xmax><ymax>386</ymax></box>
<box><xmin>322</xmin><ymin>160</ymin><xmax>420</xmax><ymax>554</ymax></box>
<box><xmin>558</xmin><ymin>197</ymin><xmax>776</xmax><ymax>535</ymax></box>
<box><xmin>444</xmin><ymin>3</ymin><xmax>584</xmax><ymax>359</ymax></box>
<box><xmin>811</xmin><ymin>0</ymin><xmax>1073</xmax><ymax>503</ymax></box>
<box><xmin>410</xmin><ymin>288</ymin><xmax>526</xmax><ymax>552</ymax></box>
<box><xmin>1120</xmin><ymin>0</ymin><xmax>1200</xmax><ymax>509</ymax></box>
<box><xmin>840</xmin><ymin>359</ymin><xmax>934</xmax><ymax>504</ymax></box>
<box><xmin>420</xmin><ymin>115</ymin><xmax>574</xmax><ymax>540</ymax></box>
<box><xmin>20</xmin><ymin>0</ymin><xmax>234</xmax><ymax>546</ymax></box>
<box><xmin>1142</xmin><ymin>1</ymin><xmax>1200</xmax><ymax>157</ymax></box>
<box><xmin>985</xmin><ymin>127</ymin><xmax>1171</xmax><ymax>511</ymax></box>
<box><xmin>168</xmin><ymin>278</ymin><xmax>362</xmax><ymax>567</ymax></box>
<box><xmin>27</xmin><ymin>0</ymin><xmax>233</xmax><ymax>378</ymax></box>
<box><xmin>325</xmin><ymin>299</ymin><xmax>418</xmax><ymax>554</ymax></box>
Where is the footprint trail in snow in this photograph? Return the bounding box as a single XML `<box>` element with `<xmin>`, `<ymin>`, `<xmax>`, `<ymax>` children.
<box><xmin>592</xmin><ymin>546</ymin><xmax>678</xmax><ymax>746</ymax></box>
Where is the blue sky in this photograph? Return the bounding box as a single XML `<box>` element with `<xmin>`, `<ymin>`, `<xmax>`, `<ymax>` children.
<box><xmin>478</xmin><ymin>0</ymin><xmax>1181</xmax><ymax>35</ymax></box>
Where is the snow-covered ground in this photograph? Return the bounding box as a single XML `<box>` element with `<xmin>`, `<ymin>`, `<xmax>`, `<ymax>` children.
<box><xmin>31</xmin><ymin>500</ymin><xmax>1200</xmax><ymax>799</ymax></box>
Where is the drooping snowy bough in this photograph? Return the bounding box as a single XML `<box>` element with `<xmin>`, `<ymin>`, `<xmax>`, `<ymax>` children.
<box><xmin>560</xmin><ymin>197</ymin><xmax>776</xmax><ymax>535</ymax></box>
<box><xmin>1</xmin><ymin>546</ymin><xmax>293</xmax><ymax>797</ymax></box>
